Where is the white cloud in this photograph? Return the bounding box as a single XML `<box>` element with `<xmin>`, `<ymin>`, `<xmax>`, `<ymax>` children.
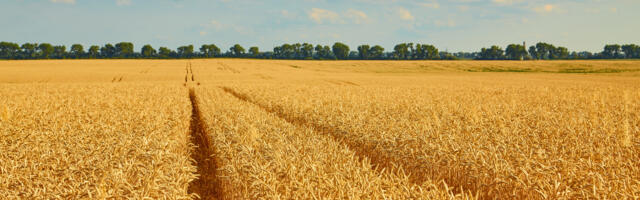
<box><xmin>345</xmin><ymin>9</ymin><xmax>369</xmax><ymax>24</ymax></box>
<box><xmin>492</xmin><ymin>0</ymin><xmax>522</xmax><ymax>5</ymax></box>
<box><xmin>418</xmin><ymin>2</ymin><xmax>440</xmax><ymax>9</ymax></box>
<box><xmin>199</xmin><ymin>31</ymin><xmax>207</xmax><ymax>36</ymax></box>
<box><xmin>308</xmin><ymin>8</ymin><xmax>341</xmax><ymax>24</ymax></box>
<box><xmin>116</xmin><ymin>0</ymin><xmax>131</xmax><ymax>6</ymax></box>
<box><xmin>396</xmin><ymin>7</ymin><xmax>414</xmax><ymax>21</ymax></box>
<box><xmin>50</xmin><ymin>0</ymin><xmax>75</xmax><ymax>4</ymax></box>
<box><xmin>534</xmin><ymin>4</ymin><xmax>556</xmax><ymax>13</ymax></box>
<box><xmin>209</xmin><ymin>20</ymin><xmax>224</xmax><ymax>30</ymax></box>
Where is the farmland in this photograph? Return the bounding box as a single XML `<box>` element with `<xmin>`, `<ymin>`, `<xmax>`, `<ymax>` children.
<box><xmin>1</xmin><ymin>59</ymin><xmax>639</xmax><ymax>199</ymax></box>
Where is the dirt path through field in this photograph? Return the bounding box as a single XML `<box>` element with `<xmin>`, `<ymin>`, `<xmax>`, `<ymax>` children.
<box><xmin>185</xmin><ymin>61</ymin><xmax>220</xmax><ymax>200</ymax></box>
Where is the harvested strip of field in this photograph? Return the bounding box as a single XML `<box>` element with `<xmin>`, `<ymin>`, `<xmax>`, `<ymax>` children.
<box><xmin>193</xmin><ymin>86</ymin><xmax>469</xmax><ymax>199</ymax></box>
<box><xmin>225</xmin><ymin>75</ymin><xmax>640</xmax><ymax>199</ymax></box>
<box><xmin>0</xmin><ymin>83</ymin><xmax>197</xmax><ymax>199</ymax></box>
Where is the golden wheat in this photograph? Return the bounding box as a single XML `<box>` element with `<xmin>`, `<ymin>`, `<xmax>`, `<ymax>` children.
<box><xmin>224</xmin><ymin>77</ymin><xmax>640</xmax><ymax>199</ymax></box>
<box><xmin>0</xmin><ymin>83</ymin><xmax>197</xmax><ymax>199</ymax></box>
<box><xmin>220</xmin><ymin>70</ymin><xmax>640</xmax><ymax>199</ymax></box>
<box><xmin>1</xmin><ymin>59</ymin><xmax>639</xmax><ymax>199</ymax></box>
<box><xmin>194</xmin><ymin>86</ymin><xmax>472</xmax><ymax>199</ymax></box>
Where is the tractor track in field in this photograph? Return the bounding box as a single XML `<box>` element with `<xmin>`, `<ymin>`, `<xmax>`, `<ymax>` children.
<box><xmin>219</xmin><ymin>86</ymin><xmax>490</xmax><ymax>199</ymax></box>
<box><xmin>185</xmin><ymin>61</ymin><xmax>220</xmax><ymax>200</ymax></box>
<box><xmin>218</xmin><ymin>87</ymin><xmax>407</xmax><ymax>180</ymax></box>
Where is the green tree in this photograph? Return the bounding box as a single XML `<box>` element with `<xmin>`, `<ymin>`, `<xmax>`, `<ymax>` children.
<box><xmin>53</xmin><ymin>45</ymin><xmax>67</xmax><ymax>59</ymax></box>
<box><xmin>200</xmin><ymin>44</ymin><xmax>221</xmax><ymax>58</ymax></box>
<box><xmin>70</xmin><ymin>44</ymin><xmax>85</xmax><ymax>59</ymax></box>
<box><xmin>249</xmin><ymin>46</ymin><xmax>259</xmax><ymax>57</ymax></box>
<box><xmin>229</xmin><ymin>44</ymin><xmax>245</xmax><ymax>57</ymax></box>
<box><xmin>301</xmin><ymin>43</ymin><xmax>314</xmax><ymax>59</ymax></box>
<box><xmin>100</xmin><ymin>44</ymin><xmax>116</xmax><ymax>58</ymax></box>
<box><xmin>603</xmin><ymin>44</ymin><xmax>621</xmax><ymax>59</ymax></box>
<box><xmin>115</xmin><ymin>42</ymin><xmax>134</xmax><ymax>58</ymax></box>
<box><xmin>505</xmin><ymin>44</ymin><xmax>527</xmax><ymax>60</ymax></box>
<box><xmin>407</xmin><ymin>43</ymin><xmax>415</xmax><ymax>59</ymax></box>
<box><xmin>621</xmin><ymin>44</ymin><xmax>640</xmax><ymax>58</ymax></box>
<box><xmin>528</xmin><ymin>46</ymin><xmax>538</xmax><ymax>59</ymax></box>
<box><xmin>158</xmin><ymin>47</ymin><xmax>173</xmax><ymax>58</ymax></box>
<box><xmin>332</xmin><ymin>42</ymin><xmax>350</xmax><ymax>60</ymax></box>
<box><xmin>534</xmin><ymin>42</ymin><xmax>556</xmax><ymax>60</ymax></box>
<box><xmin>419</xmin><ymin>44</ymin><xmax>439</xmax><ymax>59</ymax></box>
<box><xmin>292</xmin><ymin>43</ymin><xmax>302</xmax><ymax>58</ymax></box>
<box><xmin>0</xmin><ymin>42</ymin><xmax>21</xmax><ymax>59</ymax></box>
<box><xmin>314</xmin><ymin>45</ymin><xmax>328</xmax><ymax>59</ymax></box>
<box><xmin>393</xmin><ymin>43</ymin><xmax>409</xmax><ymax>59</ymax></box>
<box><xmin>478</xmin><ymin>45</ymin><xmax>504</xmax><ymax>60</ymax></box>
<box><xmin>369</xmin><ymin>45</ymin><xmax>385</xmax><ymax>59</ymax></box>
<box><xmin>38</xmin><ymin>43</ymin><xmax>54</xmax><ymax>59</ymax></box>
<box><xmin>357</xmin><ymin>45</ymin><xmax>370</xmax><ymax>59</ymax></box>
<box><xmin>553</xmin><ymin>47</ymin><xmax>569</xmax><ymax>59</ymax></box>
<box><xmin>141</xmin><ymin>44</ymin><xmax>156</xmax><ymax>58</ymax></box>
<box><xmin>88</xmin><ymin>45</ymin><xmax>100</xmax><ymax>58</ymax></box>
<box><xmin>21</xmin><ymin>43</ymin><xmax>38</xmax><ymax>59</ymax></box>
<box><xmin>177</xmin><ymin>45</ymin><xmax>194</xmax><ymax>58</ymax></box>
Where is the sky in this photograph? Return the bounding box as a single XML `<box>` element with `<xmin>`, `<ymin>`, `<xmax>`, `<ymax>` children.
<box><xmin>1</xmin><ymin>0</ymin><xmax>639</xmax><ymax>52</ymax></box>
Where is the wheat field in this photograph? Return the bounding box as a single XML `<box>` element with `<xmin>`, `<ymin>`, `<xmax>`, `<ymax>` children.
<box><xmin>1</xmin><ymin>59</ymin><xmax>639</xmax><ymax>199</ymax></box>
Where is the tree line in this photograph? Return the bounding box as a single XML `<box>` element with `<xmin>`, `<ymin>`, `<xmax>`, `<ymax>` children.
<box><xmin>1</xmin><ymin>41</ymin><xmax>639</xmax><ymax>60</ymax></box>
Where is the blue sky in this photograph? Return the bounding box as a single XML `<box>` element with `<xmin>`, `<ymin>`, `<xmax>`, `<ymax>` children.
<box><xmin>1</xmin><ymin>0</ymin><xmax>638</xmax><ymax>52</ymax></box>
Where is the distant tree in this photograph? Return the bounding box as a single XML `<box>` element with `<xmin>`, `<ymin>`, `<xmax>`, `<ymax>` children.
<box><xmin>505</xmin><ymin>44</ymin><xmax>527</xmax><ymax>60</ymax></box>
<box><xmin>603</xmin><ymin>44</ymin><xmax>621</xmax><ymax>59</ymax></box>
<box><xmin>369</xmin><ymin>45</ymin><xmax>385</xmax><ymax>59</ymax></box>
<box><xmin>249</xmin><ymin>46</ymin><xmax>259</xmax><ymax>57</ymax></box>
<box><xmin>21</xmin><ymin>43</ymin><xmax>38</xmax><ymax>59</ymax></box>
<box><xmin>52</xmin><ymin>45</ymin><xmax>67</xmax><ymax>59</ymax></box>
<box><xmin>38</xmin><ymin>43</ymin><xmax>54</xmax><ymax>59</ymax></box>
<box><xmin>553</xmin><ymin>46</ymin><xmax>569</xmax><ymax>59</ymax></box>
<box><xmin>141</xmin><ymin>44</ymin><xmax>156</xmax><ymax>58</ymax></box>
<box><xmin>158</xmin><ymin>47</ymin><xmax>173</xmax><ymax>58</ymax></box>
<box><xmin>292</xmin><ymin>43</ymin><xmax>302</xmax><ymax>58</ymax></box>
<box><xmin>323</xmin><ymin>45</ymin><xmax>333</xmax><ymax>59</ymax></box>
<box><xmin>348</xmin><ymin>51</ymin><xmax>359</xmax><ymax>59</ymax></box>
<box><xmin>332</xmin><ymin>42</ymin><xmax>350</xmax><ymax>60</ymax></box>
<box><xmin>115</xmin><ymin>42</ymin><xmax>134</xmax><ymax>58</ymax></box>
<box><xmin>301</xmin><ymin>43</ymin><xmax>314</xmax><ymax>59</ymax></box>
<box><xmin>439</xmin><ymin>52</ymin><xmax>457</xmax><ymax>60</ymax></box>
<box><xmin>280</xmin><ymin>44</ymin><xmax>294</xmax><ymax>59</ymax></box>
<box><xmin>314</xmin><ymin>45</ymin><xmax>327</xmax><ymax>59</ymax></box>
<box><xmin>534</xmin><ymin>42</ymin><xmax>557</xmax><ymax>60</ymax></box>
<box><xmin>177</xmin><ymin>45</ymin><xmax>194</xmax><ymax>58</ymax></box>
<box><xmin>200</xmin><ymin>44</ymin><xmax>221</xmax><ymax>58</ymax></box>
<box><xmin>70</xmin><ymin>44</ymin><xmax>85</xmax><ymax>59</ymax></box>
<box><xmin>621</xmin><ymin>44</ymin><xmax>640</xmax><ymax>58</ymax></box>
<box><xmin>528</xmin><ymin>46</ymin><xmax>538</xmax><ymax>59</ymax></box>
<box><xmin>478</xmin><ymin>45</ymin><xmax>504</xmax><ymax>60</ymax></box>
<box><xmin>576</xmin><ymin>51</ymin><xmax>594</xmax><ymax>59</ymax></box>
<box><xmin>229</xmin><ymin>44</ymin><xmax>245</xmax><ymax>57</ymax></box>
<box><xmin>100</xmin><ymin>43</ymin><xmax>116</xmax><ymax>58</ymax></box>
<box><xmin>415</xmin><ymin>44</ymin><xmax>438</xmax><ymax>59</ymax></box>
<box><xmin>393</xmin><ymin>43</ymin><xmax>409</xmax><ymax>59</ymax></box>
<box><xmin>357</xmin><ymin>45</ymin><xmax>370</xmax><ymax>59</ymax></box>
<box><xmin>0</xmin><ymin>42</ymin><xmax>21</xmax><ymax>59</ymax></box>
<box><xmin>88</xmin><ymin>45</ymin><xmax>100</xmax><ymax>58</ymax></box>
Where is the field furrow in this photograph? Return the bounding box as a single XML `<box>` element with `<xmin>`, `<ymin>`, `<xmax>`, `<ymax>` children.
<box><xmin>194</xmin><ymin>86</ymin><xmax>471</xmax><ymax>199</ymax></box>
<box><xmin>224</xmin><ymin>77</ymin><xmax>640</xmax><ymax>199</ymax></box>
